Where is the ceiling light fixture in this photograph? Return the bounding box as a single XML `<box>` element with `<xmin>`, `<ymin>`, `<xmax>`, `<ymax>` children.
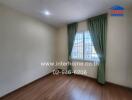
<box><xmin>42</xmin><ymin>10</ymin><xmax>51</xmax><ymax>16</ymax></box>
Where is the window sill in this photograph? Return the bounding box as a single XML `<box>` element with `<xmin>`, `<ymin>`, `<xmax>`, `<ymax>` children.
<box><xmin>71</xmin><ymin>59</ymin><xmax>96</xmax><ymax>63</ymax></box>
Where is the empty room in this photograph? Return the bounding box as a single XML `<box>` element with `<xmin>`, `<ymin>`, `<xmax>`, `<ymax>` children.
<box><xmin>0</xmin><ymin>0</ymin><xmax>132</xmax><ymax>100</ymax></box>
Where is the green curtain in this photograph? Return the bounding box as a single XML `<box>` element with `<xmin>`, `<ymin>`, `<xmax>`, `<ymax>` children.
<box><xmin>67</xmin><ymin>23</ymin><xmax>78</xmax><ymax>74</ymax></box>
<box><xmin>87</xmin><ymin>14</ymin><xmax>107</xmax><ymax>84</ymax></box>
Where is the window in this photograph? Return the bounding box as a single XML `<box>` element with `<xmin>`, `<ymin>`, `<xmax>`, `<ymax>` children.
<box><xmin>71</xmin><ymin>31</ymin><xmax>99</xmax><ymax>62</ymax></box>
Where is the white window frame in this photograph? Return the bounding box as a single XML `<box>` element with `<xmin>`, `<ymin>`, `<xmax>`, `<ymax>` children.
<box><xmin>71</xmin><ymin>31</ymin><xmax>99</xmax><ymax>62</ymax></box>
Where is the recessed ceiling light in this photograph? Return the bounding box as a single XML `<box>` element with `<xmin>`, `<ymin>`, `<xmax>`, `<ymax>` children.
<box><xmin>42</xmin><ymin>10</ymin><xmax>51</xmax><ymax>16</ymax></box>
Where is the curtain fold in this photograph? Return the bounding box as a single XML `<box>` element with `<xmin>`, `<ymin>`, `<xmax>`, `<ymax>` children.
<box><xmin>87</xmin><ymin>14</ymin><xmax>107</xmax><ymax>84</ymax></box>
<box><xmin>67</xmin><ymin>23</ymin><xmax>78</xmax><ymax>74</ymax></box>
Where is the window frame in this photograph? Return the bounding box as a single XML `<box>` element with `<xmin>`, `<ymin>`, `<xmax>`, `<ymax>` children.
<box><xmin>71</xmin><ymin>31</ymin><xmax>98</xmax><ymax>63</ymax></box>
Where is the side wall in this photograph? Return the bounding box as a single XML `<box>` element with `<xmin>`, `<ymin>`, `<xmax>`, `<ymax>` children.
<box><xmin>0</xmin><ymin>5</ymin><xmax>56</xmax><ymax>97</ymax></box>
<box><xmin>56</xmin><ymin>9</ymin><xmax>132</xmax><ymax>88</ymax></box>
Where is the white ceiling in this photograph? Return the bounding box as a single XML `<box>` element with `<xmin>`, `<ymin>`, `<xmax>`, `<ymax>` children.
<box><xmin>0</xmin><ymin>0</ymin><xmax>132</xmax><ymax>28</ymax></box>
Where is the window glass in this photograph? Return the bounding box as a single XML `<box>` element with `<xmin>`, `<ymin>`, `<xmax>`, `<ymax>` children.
<box><xmin>71</xmin><ymin>31</ymin><xmax>99</xmax><ymax>62</ymax></box>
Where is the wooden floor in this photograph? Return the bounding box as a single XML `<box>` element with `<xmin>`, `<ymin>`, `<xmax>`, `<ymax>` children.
<box><xmin>1</xmin><ymin>74</ymin><xmax>132</xmax><ymax>100</ymax></box>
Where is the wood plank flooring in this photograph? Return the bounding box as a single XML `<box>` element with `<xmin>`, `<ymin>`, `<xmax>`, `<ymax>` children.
<box><xmin>1</xmin><ymin>74</ymin><xmax>132</xmax><ymax>100</ymax></box>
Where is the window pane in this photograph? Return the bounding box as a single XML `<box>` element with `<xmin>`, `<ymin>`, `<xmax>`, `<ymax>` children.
<box><xmin>71</xmin><ymin>32</ymin><xmax>83</xmax><ymax>60</ymax></box>
<box><xmin>71</xmin><ymin>31</ymin><xmax>99</xmax><ymax>62</ymax></box>
<box><xmin>84</xmin><ymin>31</ymin><xmax>99</xmax><ymax>62</ymax></box>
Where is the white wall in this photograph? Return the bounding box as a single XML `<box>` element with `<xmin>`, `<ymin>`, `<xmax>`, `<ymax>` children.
<box><xmin>127</xmin><ymin>7</ymin><xmax>132</xmax><ymax>87</ymax></box>
<box><xmin>56</xmin><ymin>26</ymin><xmax>68</xmax><ymax>69</ymax></box>
<box><xmin>106</xmin><ymin>9</ymin><xmax>132</xmax><ymax>88</ymax></box>
<box><xmin>0</xmin><ymin>5</ymin><xmax>56</xmax><ymax>97</ymax></box>
<box><xmin>56</xmin><ymin>9</ymin><xmax>132</xmax><ymax>88</ymax></box>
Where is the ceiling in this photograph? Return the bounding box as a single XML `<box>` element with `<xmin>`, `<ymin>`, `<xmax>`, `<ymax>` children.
<box><xmin>0</xmin><ymin>0</ymin><xmax>132</xmax><ymax>28</ymax></box>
